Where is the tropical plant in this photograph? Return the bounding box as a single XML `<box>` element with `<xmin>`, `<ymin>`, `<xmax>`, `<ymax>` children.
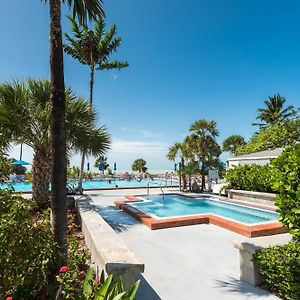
<box><xmin>0</xmin><ymin>191</ymin><xmax>58</xmax><ymax>299</ymax></box>
<box><xmin>0</xmin><ymin>79</ymin><xmax>110</xmax><ymax>204</ymax></box>
<box><xmin>189</xmin><ymin>119</ymin><xmax>221</xmax><ymax>191</ymax></box>
<box><xmin>0</xmin><ymin>153</ymin><xmax>12</xmax><ymax>181</ymax></box>
<box><xmin>253</xmin><ymin>94</ymin><xmax>298</xmax><ymax>128</ymax></box>
<box><xmin>255</xmin><ymin>241</ymin><xmax>300</xmax><ymax>300</ymax></box>
<box><xmin>131</xmin><ymin>158</ymin><xmax>147</xmax><ymax>173</ymax></box>
<box><xmin>67</xmin><ymin>165</ymin><xmax>80</xmax><ymax>179</ymax></box>
<box><xmin>167</xmin><ymin>142</ymin><xmax>189</xmax><ymax>191</ymax></box>
<box><xmin>42</xmin><ymin>0</ymin><xmax>104</xmax><ymax>264</ymax></box>
<box><xmin>271</xmin><ymin>145</ymin><xmax>300</xmax><ymax>240</ymax></box>
<box><xmin>237</xmin><ymin>119</ymin><xmax>300</xmax><ymax>155</ymax></box>
<box><xmin>64</xmin><ymin>15</ymin><xmax>128</xmax><ymax>193</ymax></box>
<box><xmin>222</xmin><ymin>135</ymin><xmax>246</xmax><ymax>156</ymax></box>
<box><xmin>94</xmin><ymin>155</ymin><xmax>109</xmax><ymax>174</ymax></box>
<box><xmin>57</xmin><ymin>265</ymin><xmax>140</xmax><ymax>300</ymax></box>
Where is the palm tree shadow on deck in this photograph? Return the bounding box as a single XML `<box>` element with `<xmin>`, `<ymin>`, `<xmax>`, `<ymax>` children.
<box><xmin>135</xmin><ymin>273</ymin><xmax>162</xmax><ymax>300</ymax></box>
<box><xmin>94</xmin><ymin>205</ymin><xmax>141</xmax><ymax>232</ymax></box>
<box><xmin>215</xmin><ymin>277</ymin><xmax>276</xmax><ymax>298</ymax></box>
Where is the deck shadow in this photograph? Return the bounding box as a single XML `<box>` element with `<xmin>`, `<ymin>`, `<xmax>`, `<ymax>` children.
<box><xmin>215</xmin><ymin>277</ymin><xmax>276</xmax><ymax>298</ymax></box>
<box><xmin>135</xmin><ymin>273</ymin><xmax>162</xmax><ymax>300</ymax></box>
<box><xmin>94</xmin><ymin>205</ymin><xmax>141</xmax><ymax>232</ymax></box>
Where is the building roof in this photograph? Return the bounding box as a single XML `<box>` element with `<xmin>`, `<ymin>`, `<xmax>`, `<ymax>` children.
<box><xmin>228</xmin><ymin>147</ymin><xmax>284</xmax><ymax>161</ymax></box>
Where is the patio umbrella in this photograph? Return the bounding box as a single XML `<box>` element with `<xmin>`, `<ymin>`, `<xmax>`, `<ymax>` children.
<box><xmin>174</xmin><ymin>163</ymin><xmax>177</xmax><ymax>172</ymax></box>
<box><xmin>98</xmin><ymin>160</ymin><xmax>103</xmax><ymax>172</ymax></box>
<box><xmin>113</xmin><ymin>162</ymin><xmax>117</xmax><ymax>171</ymax></box>
<box><xmin>11</xmin><ymin>160</ymin><xmax>31</xmax><ymax>166</ymax></box>
<box><xmin>87</xmin><ymin>162</ymin><xmax>90</xmax><ymax>171</ymax></box>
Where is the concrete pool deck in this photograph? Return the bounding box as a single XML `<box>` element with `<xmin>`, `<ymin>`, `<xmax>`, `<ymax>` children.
<box><xmin>84</xmin><ymin>188</ymin><xmax>282</xmax><ymax>300</ymax></box>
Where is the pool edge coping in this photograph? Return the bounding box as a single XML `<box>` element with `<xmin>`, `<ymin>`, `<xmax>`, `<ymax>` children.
<box><xmin>114</xmin><ymin>193</ymin><xmax>287</xmax><ymax>238</ymax></box>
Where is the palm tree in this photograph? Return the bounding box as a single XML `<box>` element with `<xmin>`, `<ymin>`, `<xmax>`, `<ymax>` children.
<box><xmin>94</xmin><ymin>155</ymin><xmax>109</xmax><ymax>174</ymax></box>
<box><xmin>222</xmin><ymin>135</ymin><xmax>246</xmax><ymax>156</ymax></box>
<box><xmin>132</xmin><ymin>159</ymin><xmax>147</xmax><ymax>174</ymax></box>
<box><xmin>253</xmin><ymin>94</ymin><xmax>298</xmax><ymax>128</ymax></box>
<box><xmin>64</xmin><ymin>16</ymin><xmax>128</xmax><ymax>193</ymax></box>
<box><xmin>0</xmin><ymin>79</ymin><xmax>110</xmax><ymax>203</ymax></box>
<box><xmin>189</xmin><ymin>119</ymin><xmax>221</xmax><ymax>191</ymax></box>
<box><xmin>43</xmin><ymin>0</ymin><xmax>104</xmax><ymax>264</ymax></box>
<box><xmin>167</xmin><ymin>142</ymin><xmax>188</xmax><ymax>191</ymax></box>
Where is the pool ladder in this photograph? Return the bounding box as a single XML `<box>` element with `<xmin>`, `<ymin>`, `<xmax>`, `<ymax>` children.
<box><xmin>159</xmin><ymin>181</ymin><xmax>165</xmax><ymax>199</ymax></box>
<box><xmin>147</xmin><ymin>181</ymin><xmax>165</xmax><ymax>199</ymax></box>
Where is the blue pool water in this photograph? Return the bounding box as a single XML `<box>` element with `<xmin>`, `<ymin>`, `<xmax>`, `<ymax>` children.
<box><xmin>0</xmin><ymin>179</ymin><xmax>174</xmax><ymax>192</ymax></box>
<box><xmin>129</xmin><ymin>194</ymin><xmax>278</xmax><ymax>224</ymax></box>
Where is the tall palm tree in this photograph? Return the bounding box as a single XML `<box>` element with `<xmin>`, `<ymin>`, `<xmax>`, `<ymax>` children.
<box><xmin>167</xmin><ymin>142</ymin><xmax>188</xmax><ymax>191</ymax></box>
<box><xmin>253</xmin><ymin>94</ymin><xmax>298</xmax><ymax>128</ymax></box>
<box><xmin>183</xmin><ymin>135</ymin><xmax>200</xmax><ymax>191</ymax></box>
<box><xmin>64</xmin><ymin>16</ymin><xmax>129</xmax><ymax>193</ymax></box>
<box><xmin>132</xmin><ymin>159</ymin><xmax>147</xmax><ymax>174</ymax></box>
<box><xmin>222</xmin><ymin>135</ymin><xmax>246</xmax><ymax>156</ymax></box>
<box><xmin>189</xmin><ymin>119</ymin><xmax>221</xmax><ymax>191</ymax></box>
<box><xmin>0</xmin><ymin>79</ymin><xmax>110</xmax><ymax>207</ymax></box>
<box><xmin>43</xmin><ymin>0</ymin><xmax>104</xmax><ymax>263</ymax></box>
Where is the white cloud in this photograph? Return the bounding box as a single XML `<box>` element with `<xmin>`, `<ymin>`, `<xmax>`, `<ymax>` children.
<box><xmin>6</xmin><ymin>138</ymin><xmax>172</xmax><ymax>172</ymax></box>
<box><xmin>119</xmin><ymin>127</ymin><xmax>163</xmax><ymax>139</ymax></box>
<box><xmin>110</xmin><ymin>138</ymin><xmax>167</xmax><ymax>156</ymax></box>
<box><xmin>109</xmin><ymin>72</ymin><xmax>119</xmax><ymax>81</ymax></box>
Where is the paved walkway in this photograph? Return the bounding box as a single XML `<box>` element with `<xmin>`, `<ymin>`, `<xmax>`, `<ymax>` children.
<box><xmin>86</xmin><ymin>188</ymin><xmax>279</xmax><ymax>300</ymax></box>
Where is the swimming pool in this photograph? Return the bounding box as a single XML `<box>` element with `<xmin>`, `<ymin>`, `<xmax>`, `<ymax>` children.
<box><xmin>0</xmin><ymin>179</ymin><xmax>176</xmax><ymax>192</ymax></box>
<box><xmin>128</xmin><ymin>194</ymin><xmax>278</xmax><ymax>225</ymax></box>
<box><xmin>117</xmin><ymin>193</ymin><xmax>285</xmax><ymax>236</ymax></box>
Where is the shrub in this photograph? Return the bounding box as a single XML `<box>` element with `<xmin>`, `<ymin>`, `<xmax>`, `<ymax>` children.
<box><xmin>225</xmin><ymin>164</ymin><xmax>273</xmax><ymax>193</ymax></box>
<box><xmin>56</xmin><ymin>237</ymin><xmax>140</xmax><ymax>300</ymax></box>
<box><xmin>255</xmin><ymin>242</ymin><xmax>300</xmax><ymax>300</ymax></box>
<box><xmin>271</xmin><ymin>144</ymin><xmax>300</xmax><ymax>240</ymax></box>
<box><xmin>57</xmin><ymin>266</ymin><xmax>140</xmax><ymax>300</ymax></box>
<box><xmin>0</xmin><ymin>190</ymin><xmax>58</xmax><ymax>299</ymax></box>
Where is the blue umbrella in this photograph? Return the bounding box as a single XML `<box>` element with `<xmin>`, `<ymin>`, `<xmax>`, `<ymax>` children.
<box><xmin>87</xmin><ymin>162</ymin><xmax>90</xmax><ymax>171</ymax></box>
<box><xmin>174</xmin><ymin>163</ymin><xmax>177</xmax><ymax>172</ymax></box>
<box><xmin>98</xmin><ymin>160</ymin><xmax>103</xmax><ymax>171</ymax></box>
<box><xmin>113</xmin><ymin>162</ymin><xmax>117</xmax><ymax>171</ymax></box>
<box><xmin>11</xmin><ymin>160</ymin><xmax>31</xmax><ymax>165</ymax></box>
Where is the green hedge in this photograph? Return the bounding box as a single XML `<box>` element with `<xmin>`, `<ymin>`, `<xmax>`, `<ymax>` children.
<box><xmin>255</xmin><ymin>242</ymin><xmax>300</xmax><ymax>300</ymax></box>
<box><xmin>225</xmin><ymin>164</ymin><xmax>274</xmax><ymax>193</ymax></box>
<box><xmin>271</xmin><ymin>145</ymin><xmax>300</xmax><ymax>240</ymax></box>
<box><xmin>0</xmin><ymin>190</ymin><xmax>58</xmax><ymax>299</ymax></box>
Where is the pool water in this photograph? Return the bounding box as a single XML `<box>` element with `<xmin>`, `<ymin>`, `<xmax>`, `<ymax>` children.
<box><xmin>129</xmin><ymin>194</ymin><xmax>278</xmax><ymax>225</ymax></box>
<box><xmin>0</xmin><ymin>179</ymin><xmax>175</xmax><ymax>192</ymax></box>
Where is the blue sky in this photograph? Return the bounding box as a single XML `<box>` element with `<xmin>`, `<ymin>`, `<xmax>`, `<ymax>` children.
<box><xmin>1</xmin><ymin>0</ymin><xmax>300</xmax><ymax>171</ymax></box>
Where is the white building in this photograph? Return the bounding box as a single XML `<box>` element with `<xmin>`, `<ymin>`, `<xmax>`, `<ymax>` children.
<box><xmin>227</xmin><ymin>148</ymin><xmax>284</xmax><ymax>169</ymax></box>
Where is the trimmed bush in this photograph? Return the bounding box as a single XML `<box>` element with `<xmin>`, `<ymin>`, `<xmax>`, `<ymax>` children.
<box><xmin>271</xmin><ymin>144</ymin><xmax>300</xmax><ymax>240</ymax></box>
<box><xmin>225</xmin><ymin>164</ymin><xmax>274</xmax><ymax>193</ymax></box>
<box><xmin>0</xmin><ymin>190</ymin><xmax>58</xmax><ymax>299</ymax></box>
<box><xmin>255</xmin><ymin>242</ymin><xmax>300</xmax><ymax>300</ymax></box>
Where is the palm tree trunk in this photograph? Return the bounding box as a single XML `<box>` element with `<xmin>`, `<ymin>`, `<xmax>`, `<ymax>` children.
<box><xmin>78</xmin><ymin>66</ymin><xmax>94</xmax><ymax>194</ymax></box>
<box><xmin>78</xmin><ymin>154</ymin><xmax>85</xmax><ymax>194</ymax></box>
<box><xmin>49</xmin><ymin>0</ymin><xmax>67</xmax><ymax>264</ymax></box>
<box><xmin>189</xmin><ymin>175</ymin><xmax>192</xmax><ymax>192</ymax></box>
<box><xmin>32</xmin><ymin>148</ymin><xmax>51</xmax><ymax>206</ymax></box>
<box><xmin>89</xmin><ymin>66</ymin><xmax>94</xmax><ymax>105</ymax></box>
<box><xmin>181</xmin><ymin>157</ymin><xmax>187</xmax><ymax>191</ymax></box>
<box><xmin>178</xmin><ymin>169</ymin><xmax>182</xmax><ymax>191</ymax></box>
<box><xmin>201</xmin><ymin>161</ymin><xmax>205</xmax><ymax>191</ymax></box>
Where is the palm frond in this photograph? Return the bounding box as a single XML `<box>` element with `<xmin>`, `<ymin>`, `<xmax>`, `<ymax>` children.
<box><xmin>98</xmin><ymin>61</ymin><xmax>129</xmax><ymax>70</ymax></box>
<box><xmin>63</xmin><ymin>0</ymin><xmax>104</xmax><ymax>25</ymax></box>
